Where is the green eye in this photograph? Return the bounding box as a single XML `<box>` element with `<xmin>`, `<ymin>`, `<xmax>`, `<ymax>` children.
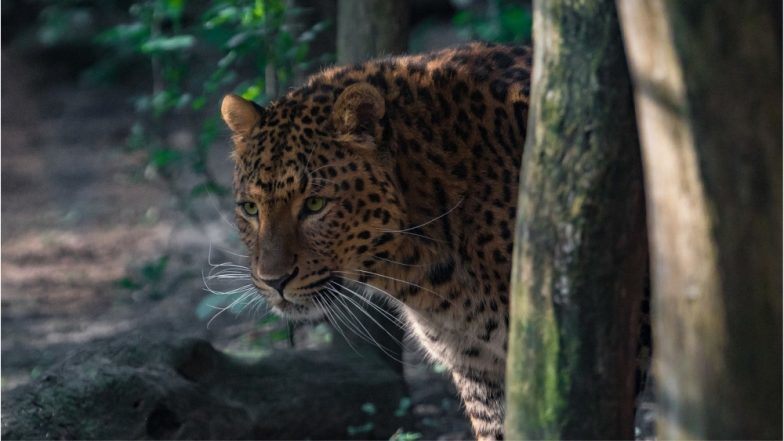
<box><xmin>304</xmin><ymin>196</ymin><xmax>326</xmax><ymax>214</ymax></box>
<box><xmin>240</xmin><ymin>202</ymin><xmax>258</xmax><ymax>216</ymax></box>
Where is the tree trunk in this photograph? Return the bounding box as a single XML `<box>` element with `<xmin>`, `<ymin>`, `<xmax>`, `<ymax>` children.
<box><xmin>336</xmin><ymin>0</ymin><xmax>409</xmax><ymax>64</ymax></box>
<box><xmin>285</xmin><ymin>0</ymin><xmax>337</xmax><ymax>84</ymax></box>
<box><xmin>333</xmin><ymin>0</ymin><xmax>410</xmax><ymax>374</ymax></box>
<box><xmin>616</xmin><ymin>1</ymin><xmax>782</xmax><ymax>439</ymax></box>
<box><xmin>504</xmin><ymin>0</ymin><xmax>647</xmax><ymax>439</ymax></box>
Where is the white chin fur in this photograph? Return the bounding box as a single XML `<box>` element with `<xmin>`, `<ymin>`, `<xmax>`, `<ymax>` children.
<box><xmin>270</xmin><ymin>301</ymin><xmax>325</xmax><ymax>321</ymax></box>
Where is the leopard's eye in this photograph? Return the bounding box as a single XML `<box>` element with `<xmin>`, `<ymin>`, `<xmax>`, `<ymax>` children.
<box><xmin>304</xmin><ymin>196</ymin><xmax>326</xmax><ymax>214</ymax></box>
<box><xmin>240</xmin><ymin>202</ymin><xmax>258</xmax><ymax>217</ymax></box>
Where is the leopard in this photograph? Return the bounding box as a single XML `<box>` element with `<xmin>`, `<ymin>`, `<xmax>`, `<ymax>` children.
<box><xmin>220</xmin><ymin>42</ymin><xmax>531</xmax><ymax>440</ymax></box>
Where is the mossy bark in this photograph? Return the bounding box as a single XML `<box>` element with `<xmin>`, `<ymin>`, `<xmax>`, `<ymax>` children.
<box><xmin>504</xmin><ymin>0</ymin><xmax>647</xmax><ymax>439</ymax></box>
<box><xmin>616</xmin><ymin>1</ymin><xmax>782</xmax><ymax>439</ymax></box>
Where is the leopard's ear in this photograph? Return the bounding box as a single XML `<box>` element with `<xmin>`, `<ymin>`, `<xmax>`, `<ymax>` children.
<box><xmin>221</xmin><ymin>94</ymin><xmax>263</xmax><ymax>137</ymax></box>
<box><xmin>332</xmin><ymin>83</ymin><xmax>385</xmax><ymax>135</ymax></box>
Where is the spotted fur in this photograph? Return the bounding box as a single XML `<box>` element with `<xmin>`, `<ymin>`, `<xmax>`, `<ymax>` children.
<box><xmin>222</xmin><ymin>42</ymin><xmax>532</xmax><ymax>440</ymax></box>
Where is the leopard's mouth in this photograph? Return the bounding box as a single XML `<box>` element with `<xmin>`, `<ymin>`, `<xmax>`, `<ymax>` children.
<box><xmin>262</xmin><ymin>276</ymin><xmax>338</xmax><ymax>320</ymax></box>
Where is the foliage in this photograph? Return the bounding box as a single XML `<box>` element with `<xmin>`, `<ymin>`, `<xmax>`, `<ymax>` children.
<box><xmin>89</xmin><ymin>0</ymin><xmax>330</xmax><ymax>217</ymax></box>
<box><xmin>394</xmin><ymin>397</ymin><xmax>412</xmax><ymax>417</ymax></box>
<box><xmin>35</xmin><ymin>1</ymin><xmax>97</xmax><ymax>46</ymax></box>
<box><xmin>114</xmin><ymin>254</ymin><xmax>172</xmax><ymax>300</ymax></box>
<box><xmin>346</xmin><ymin>422</ymin><xmax>374</xmax><ymax>437</ymax></box>
<box><xmin>390</xmin><ymin>430</ymin><xmax>423</xmax><ymax>441</ymax></box>
<box><xmin>453</xmin><ymin>0</ymin><xmax>532</xmax><ymax>44</ymax></box>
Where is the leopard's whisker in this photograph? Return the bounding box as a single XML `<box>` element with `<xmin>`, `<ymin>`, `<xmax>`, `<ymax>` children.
<box><xmin>371</xmin><ymin>254</ymin><xmax>425</xmax><ymax>268</ymax></box>
<box><xmin>333</xmin><ymin>275</ymin><xmax>430</xmax><ymax>323</ymax></box>
<box><xmin>323</xmin><ymin>290</ymin><xmax>381</xmax><ymax>348</ymax></box>
<box><xmin>338</xmin><ymin>289</ymin><xmax>406</xmax><ymax>329</ymax></box>
<box><xmin>206</xmin><ymin>267</ymin><xmax>251</xmax><ymax>278</ymax></box>
<box><xmin>207</xmin><ymin>274</ymin><xmax>251</xmax><ymax>281</ymax></box>
<box><xmin>370</xmin><ymin>227</ymin><xmax>445</xmax><ymax>243</ymax></box>
<box><xmin>301</xmin><ymin>143</ymin><xmax>318</xmax><ymax>178</ymax></box>
<box><xmin>234</xmin><ymin>296</ymin><xmax>261</xmax><ymax>313</ymax></box>
<box><xmin>205</xmin><ymin>196</ymin><xmax>240</xmax><ymax>232</ymax></box>
<box><xmin>333</xmin><ymin>276</ymin><xmax>399</xmax><ymax>303</ymax></box>
<box><xmin>336</xmin><ymin>269</ymin><xmax>454</xmax><ymax>305</ymax></box>
<box><xmin>202</xmin><ymin>282</ymin><xmax>254</xmax><ymax>296</ymax></box>
<box><xmin>207</xmin><ymin>262</ymin><xmax>250</xmax><ymax>271</ymax></box>
<box><xmin>331</xmin><ymin>281</ymin><xmax>407</xmax><ymax>327</ymax></box>
<box><xmin>306</xmin><ymin>163</ymin><xmax>333</xmax><ymax>176</ymax></box>
<box><xmin>381</xmin><ymin>197</ymin><xmax>465</xmax><ymax>233</ymax></box>
<box><xmin>210</xmin><ymin>247</ymin><xmax>249</xmax><ymax>259</ymax></box>
<box><xmin>326</xmin><ymin>287</ymin><xmax>410</xmax><ymax>366</ymax></box>
<box><xmin>249</xmin><ymin>296</ymin><xmax>270</xmax><ymax>318</ymax></box>
<box><xmin>314</xmin><ymin>294</ymin><xmax>362</xmax><ymax>356</ymax></box>
<box><xmin>207</xmin><ymin>243</ymin><xmax>249</xmax><ymax>267</ymax></box>
<box><xmin>328</xmin><ymin>284</ymin><xmax>405</xmax><ymax>345</ymax></box>
<box><xmin>207</xmin><ymin>290</ymin><xmax>255</xmax><ymax>328</ymax></box>
<box><xmin>202</xmin><ymin>261</ymin><xmax>252</xmax><ymax>292</ymax></box>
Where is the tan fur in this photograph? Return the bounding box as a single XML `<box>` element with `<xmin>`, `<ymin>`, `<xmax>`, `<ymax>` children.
<box><xmin>221</xmin><ymin>94</ymin><xmax>261</xmax><ymax>138</ymax></box>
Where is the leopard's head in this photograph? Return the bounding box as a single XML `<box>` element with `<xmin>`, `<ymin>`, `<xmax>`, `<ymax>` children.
<box><xmin>221</xmin><ymin>83</ymin><xmax>406</xmax><ymax>319</ymax></box>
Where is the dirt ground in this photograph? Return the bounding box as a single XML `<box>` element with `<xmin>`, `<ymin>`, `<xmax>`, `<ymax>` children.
<box><xmin>1</xmin><ymin>50</ymin><xmax>472</xmax><ymax>439</ymax></box>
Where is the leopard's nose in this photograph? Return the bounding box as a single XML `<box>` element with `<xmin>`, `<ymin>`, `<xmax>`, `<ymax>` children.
<box><xmin>260</xmin><ymin>268</ymin><xmax>298</xmax><ymax>295</ymax></box>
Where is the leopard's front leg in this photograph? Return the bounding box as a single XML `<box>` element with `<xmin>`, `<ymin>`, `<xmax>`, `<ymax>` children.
<box><xmin>452</xmin><ymin>368</ymin><xmax>506</xmax><ymax>440</ymax></box>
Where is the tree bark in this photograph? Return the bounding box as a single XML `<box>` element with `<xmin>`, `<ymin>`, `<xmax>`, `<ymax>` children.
<box><xmin>336</xmin><ymin>0</ymin><xmax>409</xmax><ymax>64</ymax></box>
<box><xmin>504</xmin><ymin>0</ymin><xmax>647</xmax><ymax>439</ymax></box>
<box><xmin>285</xmin><ymin>0</ymin><xmax>337</xmax><ymax>84</ymax></box>
<box><xmin>616</xmin><ymin>1</ymin><xmax>782</xmax><ymax>439</ymax></box>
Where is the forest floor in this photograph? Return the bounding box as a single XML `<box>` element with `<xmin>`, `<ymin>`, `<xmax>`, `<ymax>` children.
<box><xmin>1</xmin><ymin>48</ymin><xmax>472</xmax><ymax>440</ymax></box>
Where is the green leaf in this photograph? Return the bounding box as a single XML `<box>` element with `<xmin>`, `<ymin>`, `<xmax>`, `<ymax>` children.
<box><xmin>452</xmin><ymin>10</ymin><xmax>473</xmax><ymax>26</ymax></box>
<box><xmin>390</xmin><ymin>431</ymin><xmax>422</xmax><ymax>441</ymax></box>
<box><xmin>361</xmin><ymin>402</ymin><xmax>377</xmax><ymax>415</ymax></box>
<box><xmin>176</xmin><ymin>93</ymin><xmax>192</xmax><ymax>109</ymax></box>
<box><xmin>241</xmin><ymin>84</ymin><xmax>263</xmax><ymax>101</ymax></box>
<box><xmin>141</xmin><ymin>255</ymin><xmax>169</xmax><ymax>282</ymax></box>
<box><xmin>96</xmin><ymin>22</ymin><xmax>147</xmax><ymax>46</ymax></box>
<box><xmin>115</xmin><ymin>277</ymin><xmax>142</xmax><ymax>290</ymax></box>
<box><xmin>218</xmin><ymin>51</ymin><xmax>237</xmax><ymax>68</ymax></box>
<box><xmin>163</xmin><ymin>0</ymin><xmax>185</xmax><ymax>19</ymax></box>
<box><xmin>268</xmin><ymin>328</ymin><xmax>289</xmax><ymax>342</ymax></box>
<box><xmin>346</xmin><ymin>422</ymin><xmax>374</xmax><ymax>436</ymax></box>
<box><xmin>150</xmin><ymin>148</ymin><xmax>181</xmax><ymax>168</ymax></box>
<box><xmin>204</xmin><ymin>6</ymin><xmax>240</xmax><ymax>29</ymax></box>
<box><xmin>394</xmin><ymin>397</ymin><xmax>412</xmax><ymax>417</ymax></box>
<box><xmin>141</xmin><ymin>35</ymin><xmax>195</xmax><ymax>53</ymax></box>
<box><xmin>192</xmin><ymin>96</ymin><xmax>206</xmax><ymax>110</ymax></box>
<box><xmin>226</xmin><ymin>32</ymin><xmax>249</xmax><ymax>49</ymax></box>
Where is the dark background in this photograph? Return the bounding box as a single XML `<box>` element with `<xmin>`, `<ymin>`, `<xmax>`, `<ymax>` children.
<box><xmin>1</xmin><ymin>1</ymin><xmax>531</xmax><ymax>439</ymax></box>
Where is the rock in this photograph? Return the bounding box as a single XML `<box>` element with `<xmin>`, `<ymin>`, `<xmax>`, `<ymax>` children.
<box><xmin>2</xmin><ymin>335</ymin><xmax>414</xmax><ymax>440</ymax></box>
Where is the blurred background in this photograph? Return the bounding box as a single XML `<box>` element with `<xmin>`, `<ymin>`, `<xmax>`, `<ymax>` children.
<box><xmin>1</xmin><ymin>1</ymin><xmax>531</xmax><ymax>439</ymax></box>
